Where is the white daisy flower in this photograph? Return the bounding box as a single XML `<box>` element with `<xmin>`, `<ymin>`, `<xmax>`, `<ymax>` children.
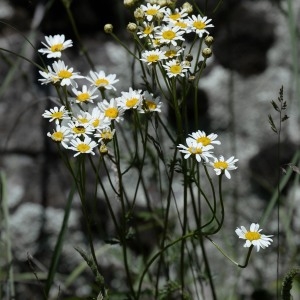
<box><xmin>95</xmin><ymin>127</ymin><xmax>116</xmax><ymax>143</ymax></box>
<box><xmin>38</xmin><ymin>34</ymin><xmax>73</xmax><ymax>58</ymax></box>
<box><xmin>47</xmin><ymin>123</ymin><xmax>71</xmax><ymax>148</ymax></box>
<box><xmin>163</xmin><ymin>8</ymin><xmax>188</xmax><ymax>23</ymax></box>
<box><xmin>155</xmin><ymin>25</ymin><xmax>185</xmax><ymax>46</ymax></box>
<box><xmin>139</xmin><ymin>91</ymin><xmax>162</xmax><ymax>113</ymax></box>
<box><xmin>71</xmin><ymin>85</ymin><xmax>99</xmax><ymax>104</ymax></box>
<box><xmin>210</xmin><ymin>156</ymin><xmax>238</xmax><ymax>179</ymax></box>
<box><xmin>86</xmin><ymin>70</ymin><xmax>119</xmax><ymax>91</ymax></box>
<box><xmin>137</xmin><ymin>22</ymin><xmax>159</xmax><ymax>39</ymax></box>
<box><xmin>42</xmin><ymin>106</ymin><xmax>70</xmax><ymax>123</ymax></box>
<box><xmin>69</xmin><ymin>136</ymin><xmax>98</xmax><ymax>157</ymax></box>
<box><xmin>235</xmin><ymin>223</ymin><xmax>273</xmax><ymax>252</ymax></box>
<box><xmin>188</xmin><ymin>130</ymin><xmax>221</xmax><ymax>147</ymax></box>
<box><xmin>140</xmin><ymin>3</ymin><xmax>165</xmax><ymax>22</ymax></box>
<box><xmin>98</xmin><ymin>98</ymin><xmax>124</xmax><ymax>123</ymax></box>
<box><xmin>160</xmin><ymin>45</ymin><xmax>184</xmax><ymax>59</ymax></box>
<box><xmin>90</xmin><ymin>107</ymin><xmax>111</xmax><ymax>129</ymax></box>
<box><xmin>140</xmin><ymin>49</ymin><xmax>167</xmax><ymax>65</ymax></box>
<box><xmin>40</xmin><ymin>60</ymin><xmax>83</xmax><ymax>88</ymax></box>
<box><xmin>187</xmin><ymin>15</ymin><xmax>214</xmax><ymax>38</ymax></box>
<box><xmin>178</xmin><ymin>137</ymin><xmax>214</xmax><ymax>162</ymax></box>
<box><xmin>68</xmin><ymin>121</ymin><xmax>95</xmax><ymax>138</ymax></box>
<box><xmin>38</xmin><ymin>69</ymin><xmax>60</xmax><ymax>85</ymax></box>
<box><xmin>118</xmin><ymin>87</ymin><xmax>143</xmax><ymax>110</ymax></box>
<box><xmin>163</xmin><ymin>59</ymin><xmax>190</xmax><ymax>78</ymax></box>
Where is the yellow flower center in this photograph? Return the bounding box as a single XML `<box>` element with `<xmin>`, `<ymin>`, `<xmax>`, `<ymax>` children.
<box><xmin>145</xmin><ymin>100</ymin><xmax>157</xmax><ymax>110</ymax></box>
<box><xmin>188</xmin><ymin>147</ymin><xmax>202</xmax><ymax>154</ymax></box>
<box><xmin>73</xmin><ymin>126</ymin><xmax>86</xmax><ymax>134</ymax></box>
<box><xmin>170</xmin><ymin>64</ymin><xmax>182</xmax><ymax>74</ymax></box>
<box><xmin>58</xmin><ymin>69</ymin><xmax>72</xmax><ymax>78</ymax></box>
<box><xmin>245</xmin><ymin>231</ymin><xmax>261</xmax><ymax>241</ymax></box>
<box><xmin>214</xmin><ymin>161</ymin><xmax>228</xmax><ymax>169</ymax></box>
<box><xmin>126</xmin><ymin>97</ymin><xmax>139</xmax><ymax>108</ymax></box>
<box><xmin>50</xmin><ymin>43</ymin><xmax>64</xmax><ymax>52</ymax></box>
<box><xmin>143</xmin><ymin>27</ymin><xmax>153</xmax><ymax>35</ymax></box>
<box><xmin>105</xmin><ymin>107</ymin><xmax>119</xmax><ymax>119</ymax></box>
<box><xmin>77</xmin><ymin>143</ymin><xmax>90</xmax><ymax>153</ymax></box>
<box><xmin>196</xmin><ymin>136</ymin><xmax>211</xmax><ymax>146</ymax></box>
<box><xmin>95</xmin><ymin>78</ymin><xmax>109</xmax><ymax>86</ymax></box>
<box><xmin>170</xmin><ymin>13</ymin><xmax>180</xmax><ymax>21</ymax></box>
<box><xmin>92</xmin><ymin>119</ymin><xmax>100</xmax><ymax>127</ymax></box>
<box><xmin>147</xmin><ymin>54</ymin><xmax>159</xmax><ymax>62</ymax></box>
<box><xmin>176</xmin><ymin>21</ymin><xmax>187</xmax><ymax>28</ymax></box>
<box><xmin>193</xmin><ymin>21</ymin><xmax>206</xmax><ymax>30</ymax></box>
<box><xmin>77</xmin><ymin>93</ymin><xmax>90</xmax><ymax>102</ymax></box>
<box><xmin>51</xmin><ymin>131</ymin><xmax>64</xmax><ymax>141</ymax></box>
<box><xmin>51</xmin><ymin>111</ymin><xmax>64</xmax><ymax>119</ymax></box>
<box><xmin>165</xmin><ymin>50</ymin><xmax>177</xmax><ymax>58</ymax></box>
<box><xmin>162</xmin><ymin>30</ymin><xmax>176</xmax><ymax>40</ymax></box>
<box><xmin>146</xmin><ymin>8</ymin><xmax>158</xmax><ymax>16</ymax></box>
<box><xmin>101</xmin><ymin>131</ymin><xmax>114</xmax><ymax>140</ymax></box>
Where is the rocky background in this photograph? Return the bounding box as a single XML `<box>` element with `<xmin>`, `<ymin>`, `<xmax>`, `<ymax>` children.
<box><xmin>0</xmin><ymin>0</ymin><xmax>300</xmax><ymax>299</ymax></box>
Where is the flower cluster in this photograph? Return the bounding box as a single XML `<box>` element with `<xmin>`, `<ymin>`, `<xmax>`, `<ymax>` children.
<box><xmin>178</xmin><ymin>130</ymin><xmax>238</xmax><ymax>179</ymax></box>
<box><xmin>39</xmin><ymin>35</ymin><xmax>162</xmax><ymax>157</ymax></box>
<box><xmin>132</xmin><ymin>2</ymin><xmax>214</xmax><ymax>78</ymax></box>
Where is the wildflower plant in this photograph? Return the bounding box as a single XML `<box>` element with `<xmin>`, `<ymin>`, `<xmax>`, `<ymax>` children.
<box><xmin>1</xmin><ymin>1</ymin><xmax>278</xmax><ymax>299</ymax></box>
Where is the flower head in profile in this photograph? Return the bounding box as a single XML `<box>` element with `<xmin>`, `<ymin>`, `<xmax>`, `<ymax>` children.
<box><xmin>178</xmin><ymin>137</ymin><xmax>214</xmax><ymax>162</ymax></box>
<box><xmin>38</xmin><ymin>34</ymin><xmax>73</xmax><ymax>58</ymax></box>
<box><xmin>86</xmin><ymin>70</ymin><xmax>119</xmax><ymax>91</ymax></box>
<box><xmin>47</xmin><ymin>123</ymin><xmax>71</xmax><ymax>148</ymax></box>
<box><xmin>163</xmin><ymin>59</ymin><xmax>190</xmax><ymax>78</ymax></box>
<box><xmin>235</xmin><ymin>223</ymin><xmax>273</xmax><ymax>252</ymax></box>
<box><xmin>139</xmin><ymin>91</ymin><xmax>162</xmax><ymax>113</ymax></box>
<box><xmin>68</xmin><ymin>136</ymin><xmax>98</xmax><ymax>157</ymax></box>
<box><xmin>210</xmin><ymin>156</ymin><xmax>238</xmax><ymax>179</ymax></box>
<box><xmin>160</xmin><ymin>45</ymin><xmax>183</xmax><ymax>59</ymax></box>
<box><xmin>137</xmin><ymin>22</ymin><xmax>159</xmax><ymax>39</ymax></box>
<box><xmin>188</xmin><ymin>130</ymin><xmax>221</xmax><ymax>147</ymax></box>
<box><xmin>187</xmin><ymin>15</ymin><xmax>214</xmax><ymax>38</ymax></box>
<box><xmin>95</xmin><ymin>127</ymin><xmax>116</xmax><ymax>144</ymax></box>
<box><xmin>42</xmin><ymin>106</ymin><xmax>70</xmax><ymax>123</ymax></box>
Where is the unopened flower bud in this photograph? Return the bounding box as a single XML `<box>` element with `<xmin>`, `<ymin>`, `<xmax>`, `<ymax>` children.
<box><xmin>182</xmin><ymin>2</ymin><xmax>193</xmax><ymax>14</ymax></box>
<box><xmin>185</xmin><ymin>54</ymin><xmax>193</xmax><ymax>62</ymax></box>
<box><xmin>104</xmin><ymin>24</ymin><xmax>113</xmax><ymax>34</ymax></box>
<box><xmin>124</xmin><ymin>0</ymin><xmax>136</xmax><ymax>8</ymax></box>
<box><xmin>158</xmin><ymin>0</ymin><xmax>167</xmax><ymax>6</ymax></box>
<box><xmin>134</xmin><ymin>8</ymin><xmax>145</xmax><ymax>20</ymax></box>
<box><xmin>155</xmin><ymin>11</ymin><xmax>164</xmax><ymax>21</ymax></box>
<box><xmin>99</xmin><ymin>144</ymin><xmax>108</xmax><ymax>155</ymax></box>
<box><xmin>188</xmin><ymin>75</ymin><xmax>195</xmax><ymax>82</ymax></box>
<box><xmin>127</xmin><ymin>22</ymin><xmax>137</xmax><ymax>33</ymax></box>
<box><xmin>204</xmin><ymin>35</ymin><xmax>214</xmax><ymax>47</ymax></box>
<box><xmin>197</xmin><ymin>60</ymin><xmax>206</xmax><ymax>68</ymax></box>
<box><xmin>202</xmin><ymin>47</ymin><xmax>212</xmax><ymax>58</ymax></box>
<box><xmin>182</xmin><ymin>60</ymin><xmax>191</xmax><ymax>67</ymax></box>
